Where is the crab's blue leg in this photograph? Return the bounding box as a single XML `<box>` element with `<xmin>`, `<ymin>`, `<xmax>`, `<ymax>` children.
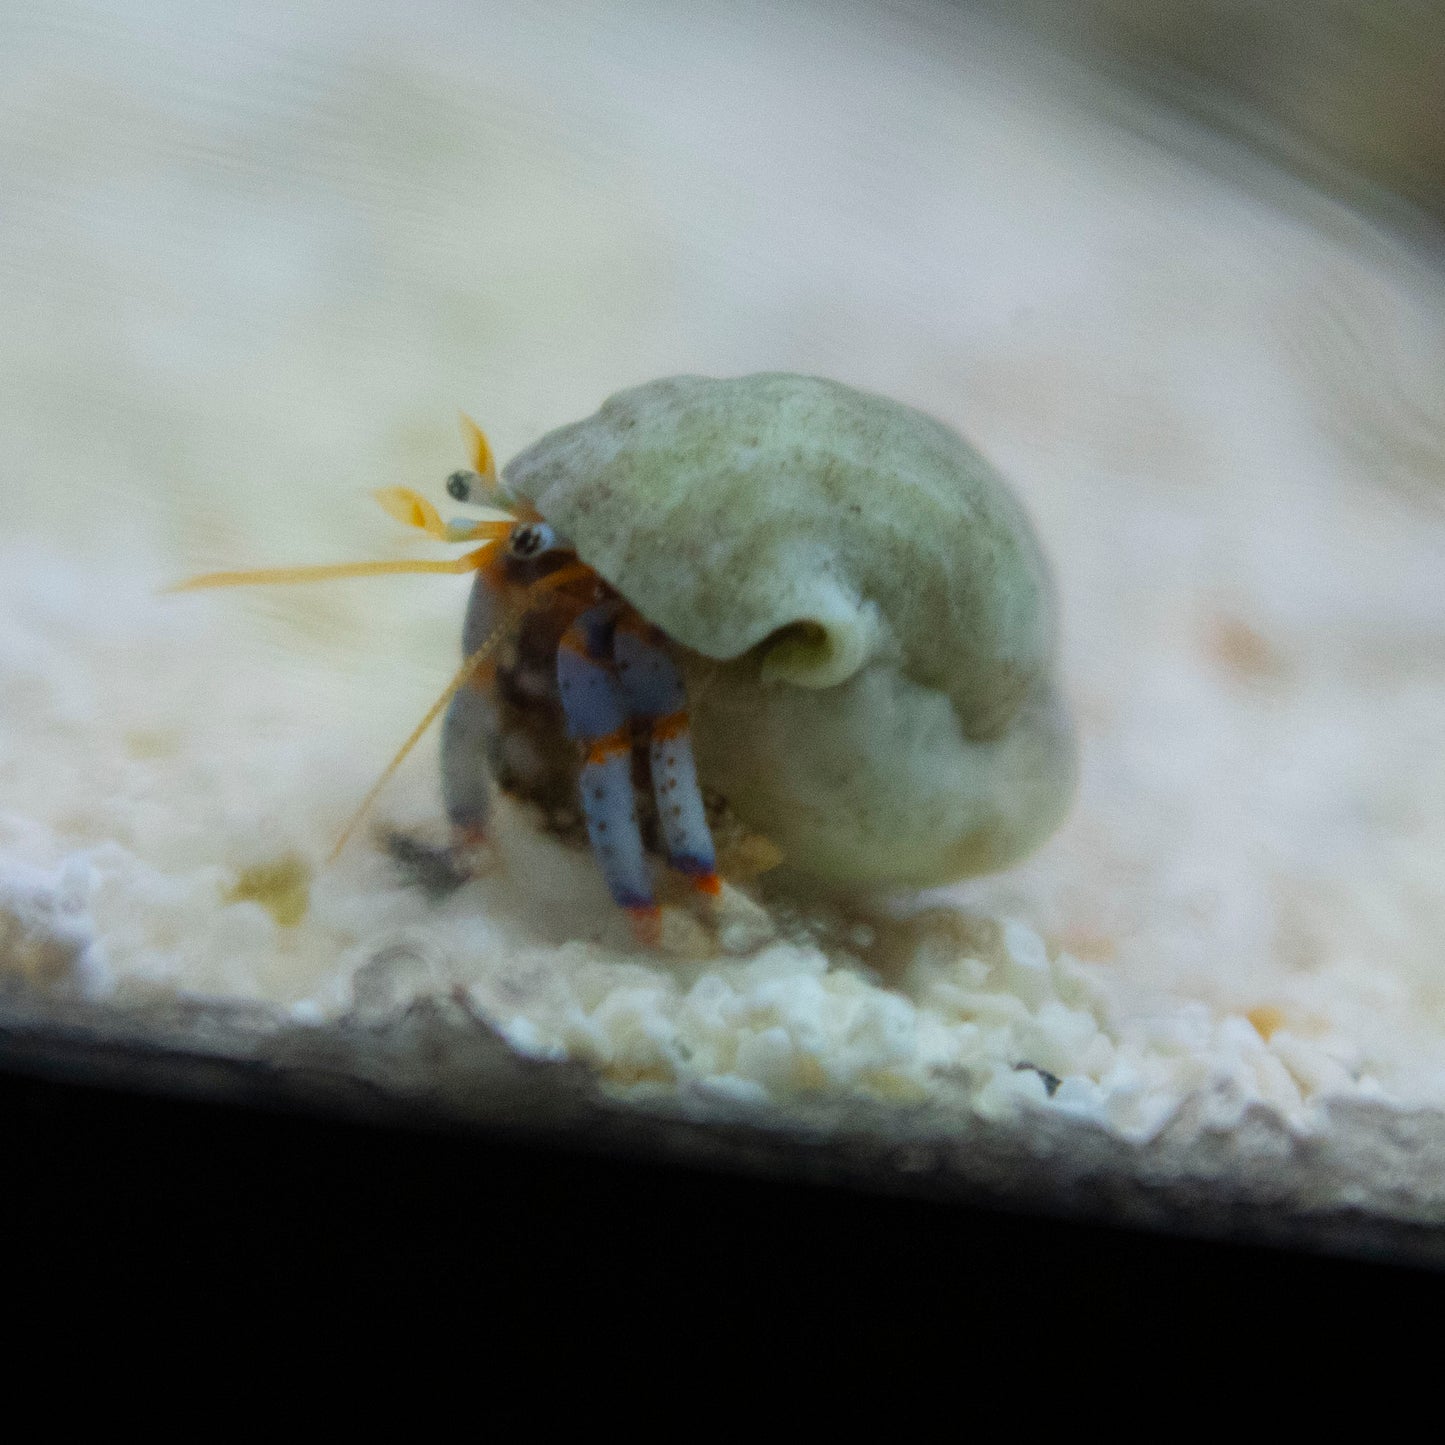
<box><xmin>440</xmin><ymin>674</ymin><xmax>498</xmax><ymax>847</ymax></box>
<box><xmin>557</xmin><ymin>603</ymin><xmax>660</xmax><ymax>940</ymax></box>
<box><xmin>440</xmin><ymin>563</ymin><xmax>504</xmax><ymax>848</ymax></box>
<box><xmin>613</xmin><ymin>615</ymin><xmax>721</xmax><ymax>900</ymax></box>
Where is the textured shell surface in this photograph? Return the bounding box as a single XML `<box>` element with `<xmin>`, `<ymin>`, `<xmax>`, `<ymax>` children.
<box><xmin>504</xmin><ymin>373</ymin><xmax>1076</xmax><ymax>890</ymax></box>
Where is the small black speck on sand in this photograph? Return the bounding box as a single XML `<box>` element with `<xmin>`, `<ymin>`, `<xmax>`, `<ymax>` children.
<box><xmin>1014</xmin><ymin>1061</ymin><xmax>1062</xmax><ymax>1097</ymax></box>
<box><xmin>383</xmin><ymin>829</ymin><xmax>473</xmax><ymax>899</ymax></box>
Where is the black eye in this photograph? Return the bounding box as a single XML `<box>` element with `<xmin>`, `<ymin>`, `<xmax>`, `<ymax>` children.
<box><xmin>508</xmin><ymin>523</ymin><xmax>555</xmax><ymax>559</ymax></box>
<box><xmin>446</xmin><ymin>470</ymin><xmax>473</xmax><ymax>502</ymax></box>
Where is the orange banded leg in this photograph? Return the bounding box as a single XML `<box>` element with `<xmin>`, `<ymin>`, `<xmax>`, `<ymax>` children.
<box><xmin>613</xmin><ymin>619</ymin><xmax>720</xmax><ymax>900</ymax></box>
<box><xmin>557</xmin><ymin>606</ymin><xmax>659</xmax><ymax>943</ymax></box>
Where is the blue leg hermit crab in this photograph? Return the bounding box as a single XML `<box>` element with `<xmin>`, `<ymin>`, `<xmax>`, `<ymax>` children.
<box><xmin>175</xmin><ymin>374</ymin><xmax>1077</xmax><ymax>948</ymax></box>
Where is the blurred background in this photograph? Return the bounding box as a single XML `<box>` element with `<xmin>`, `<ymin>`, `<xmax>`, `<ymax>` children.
<box><xmin>6</xmin><ymin>0</ymin><xmax>1441</xmax><ymax>555</ymax></box>
<box><xmin>3</xmin><ymin>0</ymin><xmax>1445</xmax><ymax>1096</ymax></box>
<box><xmin>1019</xmin><ymin>0</ymin><xmax>1445</xmax><ymax>226</ymax></box>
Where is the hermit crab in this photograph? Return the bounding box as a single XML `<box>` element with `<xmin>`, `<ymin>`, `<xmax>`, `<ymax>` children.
<box><xmin>175</xmin><ymin>373</ymin><xmax>1076</xmax><ymax>946</ymax></box>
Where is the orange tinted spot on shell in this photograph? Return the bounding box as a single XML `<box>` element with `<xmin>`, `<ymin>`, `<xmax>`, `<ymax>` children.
<box><xmin>693</xmin><ymin>872</ymin><xmax>722</xmax><ymax>898</ymax></box>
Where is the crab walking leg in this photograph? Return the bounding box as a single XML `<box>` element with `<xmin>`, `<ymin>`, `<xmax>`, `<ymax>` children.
<box><xmin>440</xmin><ymin>671</ymin><xmax>499</xmax><ymax>846</ymax></box>
<box><xmin>557</xmin><ymin>604</ymin><xmax>660</xmax><ymax>940</ymax></box>
<box><xmin>613</xmin><ymin>616</ymin><xmax>720</xmax><ymax>898</ymax></box>
<box><xmin>440</xmin><ymin>559</ymin><xmax>507</xmax><ymax>848</ymax></box>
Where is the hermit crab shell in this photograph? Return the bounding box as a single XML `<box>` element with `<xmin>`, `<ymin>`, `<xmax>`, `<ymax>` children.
<box><xmin>504</xmin><ymin>373</ymin><xmax>1075</xmax><ymax>890</ymax></box>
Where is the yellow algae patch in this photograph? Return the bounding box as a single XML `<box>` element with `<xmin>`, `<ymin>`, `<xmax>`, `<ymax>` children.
<box><xmin>859</xmin><ymin>1069</ymin><xmax>930</xmax><ymax>1103</ymax></box>
<box><xmin>1247</xmin><ymin>1005</ymin><xmax>1286</xmax><ymax>1041</ymax></box>
<box><xmin>225</xmin><ymin>855</ymin><xmax>311</xmax><ymax>927</ymax></box>
<box><xmin>791</xmin><ymin>1055</ymin><xmax>830</xmax><ymax>1092</ymax></box>
<box><xmin>601</xmin><ymin>1061</ymin><xmax>676</xmax><ymax>1087</ymax></box>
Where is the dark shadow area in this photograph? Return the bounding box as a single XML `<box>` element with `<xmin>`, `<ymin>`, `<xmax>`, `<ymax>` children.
<box><xmin>4</xmin><ymin>1063</ymin><xmax>1434</xmax><ymax>1328</ymax></box>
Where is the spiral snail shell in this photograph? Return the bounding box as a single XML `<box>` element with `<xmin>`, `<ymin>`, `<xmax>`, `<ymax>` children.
<box><xmin>503</xmin><ymin>373</ymin><xmax>1075</xmax><ymax>891</ymax></box>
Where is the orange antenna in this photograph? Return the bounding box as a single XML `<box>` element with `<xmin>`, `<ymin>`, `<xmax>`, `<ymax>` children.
<box><xmin>167</xmin><ymin>489</ymin><xmax>513</xmax><ymax>593</ymax></box>
<box><xmin>165</xmin><ymin>546</ymin><xmax>502</xmax><ymax>593</ymax></box>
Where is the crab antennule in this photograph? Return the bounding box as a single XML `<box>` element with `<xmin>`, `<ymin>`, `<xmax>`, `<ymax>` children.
<box><xmin>375</xmin><ymin>487</ymin><xmax>514</xmax><ymax>541</ymax></box>
<box><xmin>329</xmin><ymin>611</ymin><xmax>515</xmax><ymax>862</ymax></box>
<box><xmin>374</xmin><ymin>486</ymin><xmax>449</xmax><ymax>537</ymax></box>
<box><xmin>459</xmin><ymin>413</ymin><xmax>500</xmax><ymax>491</ymax></box>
